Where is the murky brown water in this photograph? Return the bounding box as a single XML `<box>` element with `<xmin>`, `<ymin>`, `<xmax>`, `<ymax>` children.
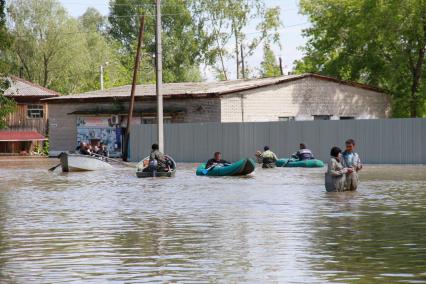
<box><xmin>0</xmin><ymin>157</ymin><xmax>425</xmax><ymax>283</ymax></box>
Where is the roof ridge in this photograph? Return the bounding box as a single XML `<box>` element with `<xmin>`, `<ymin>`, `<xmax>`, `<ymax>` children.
<box><xmin>9</xmin><ymin>76</ymin><xmax>61</xmax><ymax>97</ymax></box>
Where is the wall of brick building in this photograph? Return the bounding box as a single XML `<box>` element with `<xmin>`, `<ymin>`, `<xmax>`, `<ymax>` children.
<box><xmin>48</xmin><ymin>98</ymin><xmax>221</xmax><ymax>154</ymax></box>
<box><xmin>220</xmin><ymin>77</ymin><xmax>391</xmax><ymax>122</ymax></box>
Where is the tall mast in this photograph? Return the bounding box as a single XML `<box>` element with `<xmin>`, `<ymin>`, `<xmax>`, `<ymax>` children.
<box><xmin>155</xmin><ymin>0</ymin><xmax>164</xmax><ymax>152</ymax></box>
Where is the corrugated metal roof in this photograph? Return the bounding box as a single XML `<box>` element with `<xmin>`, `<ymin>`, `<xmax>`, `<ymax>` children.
<box><xmin>43</xmin><ymin>73</ymin><xmax>386</xmax><ymax>103</ymax></box>
<box><xmin>4</xmin><ymin>76</ymin><xmax>60</xmax><ymax>98</ymax></box>
<box><xmin>0</xmin><ymin>131</ymin><xmax>47</xmax><ymax>141</ymax></box>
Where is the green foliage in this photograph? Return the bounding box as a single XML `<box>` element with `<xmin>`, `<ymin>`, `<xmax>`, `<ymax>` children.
<box><xmin>295</xmin><ymin>0</ymin><xmax>426</xmax><ymax>117</ymax></box>
<box><xmin>260</xmin><ymin>44</ymin><xmax>281</xmax><ymax>77</ymax></box>
<box><xmin>191</xmin><ymin>0</ymin><xmax>282</xmax><ymax>79</ymax></box>
<box><xmin>109</xmin><ymin>0</ymin><xmax>205</xmax><ymax>83</ymax></box>
<box><xmin>43</xmin><ymin>140</ymin><xmax>49</xmax><ymax>156</ymax></box>
<box><xmin>5</xmin><ymin>0</ymin><xmax>129</xmax><ymax>94</ymax></box>
<box><xmin>0</xmin><ymin>78</ymin><xmax>16</xmax><ymax>129</ymax></box>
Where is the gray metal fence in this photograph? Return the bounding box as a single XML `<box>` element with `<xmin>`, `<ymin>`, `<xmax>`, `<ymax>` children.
<box><xmin>129</xmin><ymin>118</ymin><xmax>426</xmax><ymax>164</ymax></box>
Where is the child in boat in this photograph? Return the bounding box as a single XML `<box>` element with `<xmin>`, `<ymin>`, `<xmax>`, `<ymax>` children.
<box><xmin>342</xmin><ymin>139</ymin><xmax>362</xmax><ymax>191</ymax></box>
<box><xmin>206</xmin><ymin>152</ymin><xmax>230</xmax><ymax>168</ymax></box>
<box><xmin>325</xmin><ymin>146</ymin><xmax>352</xmax><ymax>192</ymax></box>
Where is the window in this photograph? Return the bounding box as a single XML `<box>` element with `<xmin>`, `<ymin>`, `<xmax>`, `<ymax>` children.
<box><xmin>142</xmin><ymin>118</ymin><xmax>155</xmax><ymax>124</ymax></box>
<box><xmin>340</xmin><ymin>116</ymin><xmax>355</xmax><ymax>120</ymax></box>
<box><xmin>313</xmin><ymin>115</ymin><xmax>331</xmax><ymax>120</ymax></box>
<box><xmin>142</xmin><ymin>117</ymin><xmax>173</xmax><ymax>124</ymax></box>
<box><xmin>279</xmin><ymin>116</ymin><xmax>295</xmax><ymax>122</ymax></box>
<box><xmin>27</xmin><ymin>105</ymin><xmax>44</xmax><ymax>119</ymax></box>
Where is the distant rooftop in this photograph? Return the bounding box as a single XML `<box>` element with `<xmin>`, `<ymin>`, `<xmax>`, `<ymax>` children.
<box><xmin>4</xmin><ymin>76</ymin><xmax>60</xmax><ymax>98</ymax></box>
<box><xmin>43</xmin><ymin>73</ymin><xmax>385</xmax><ymax>103</ymax></box>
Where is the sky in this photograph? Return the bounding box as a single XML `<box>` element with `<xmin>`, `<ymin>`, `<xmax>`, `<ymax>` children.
<box><xmin>59</xmin><ymin>0</ymin><xmax>309</xmax><ymax>80</ymax></box>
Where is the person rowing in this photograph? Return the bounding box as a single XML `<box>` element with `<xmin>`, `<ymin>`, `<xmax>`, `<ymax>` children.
<box><xmin>291</xmin><ymin>143</ymin><xmax>315</xmax><ymax>161</ymax></box>
<box><xmin>205</xmin><ymin>152</ymin><xmax>230</xmax><ymax>169</ymax></box>
<box><xmin>144</xmin><ymin>143</ymin><xmax>170</xmax><ymax>173</ymax></box>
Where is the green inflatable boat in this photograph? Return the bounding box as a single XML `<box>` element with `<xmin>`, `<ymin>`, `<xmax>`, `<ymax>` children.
<box><xmin>196</xmin><ymin>158</ymin><xmax>256</xmax><ymax>176</ymax></box>
<box><xmin>276</xmin><ymin>158</ymin><xmax>324</xmax><ymax>168</ymax></box>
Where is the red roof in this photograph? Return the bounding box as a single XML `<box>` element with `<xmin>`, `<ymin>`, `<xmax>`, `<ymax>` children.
<box><xmin>0</xmin><ymin>131</ymin><xmax>47</xmax><ymax>142</ymax></box>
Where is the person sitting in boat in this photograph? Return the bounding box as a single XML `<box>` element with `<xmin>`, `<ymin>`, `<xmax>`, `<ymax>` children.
<box><xmin>147</xmin><ymin>143</ymin><xmax>168</xmax><ymax>172</ymax></box>
<box><xmin>258</xmin><ymin>146</ymin><xmax>278</xmax><ymax>168</ymax></box>
<box><xmin>325</xmin><ymin>146</ymin><xmax>352</xmax><ymax>192</ymax></box>
<box><xmin>79</xmin><ymin>143</ymin><xmax>91</xmax><ymax>156</ymax></box>
<box><xmin>205</xmin><ymin>152</ymin><xmax>230</xmax><ymax>169</ymax></box>
<box><xmin>341</xmin><ymin>139</ymin><xmax>362</xmax><ymax>191</ymax></box>
<box><xmin>97</xmin><ymin>142</ymin><xmax>109</xmax><ymax>158</ymax></box>
<box><xmin>291</xmin><ymin>143</ymin><xmax>315</xmax><ymax>160</ymax></box>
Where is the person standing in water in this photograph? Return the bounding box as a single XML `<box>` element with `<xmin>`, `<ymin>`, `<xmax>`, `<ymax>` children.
<box><xmin>342</xmin><ymin>139</ymin><xmax>362</xmax><ymax>191</ymax></box>
<box><xmin>257</xmin><ymin>146</ymin><xmax>278</xmax><ymax>168</ymax></box>
<box><xmin>325</xmin><ymin>146</ymin><xmax>352</xmax><ymax>192</ymax></box>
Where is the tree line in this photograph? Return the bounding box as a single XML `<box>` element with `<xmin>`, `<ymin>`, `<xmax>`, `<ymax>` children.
<box><xmin>295</xmin><ymin>0</ymin><xmax>426</xmax><ymax>117</ymax></box>
<box><xmin>1</xmin><ymin>0</ymin><xmax>425</xmax><ymax>118</ymax></box>
<box><xmin>0</xmin><ymin>0</ymin><xmax>283</xmax><ymax>96</ymax></box>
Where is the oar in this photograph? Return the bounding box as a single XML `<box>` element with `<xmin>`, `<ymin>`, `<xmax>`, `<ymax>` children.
<box><xmin>202</xmin><ymin>166</ymin><xmax>215</xmax><ymax>175</ymax></box>
<box><xmin>91</xmin><ymin>153</ymin><xmax>135</xmax><ymax>168</ymax></box>
<box><xmin>48</xmin><ymin>163</ymin><xmax>61</xmax><ymax>172</ymax></box>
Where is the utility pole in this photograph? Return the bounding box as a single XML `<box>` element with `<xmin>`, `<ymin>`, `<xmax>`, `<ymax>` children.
<box><xmin>123</xmin><ymin>16</ymin><xmax>145</xmax><ymax>161</ymax></box>
<box><xmin>155</xmin><ymin>0</ymin><xmax>164</xmax><ymax>152</ymax></box>
<box><xmin>279</xmin><ymin>57</ymin><xmax>284</xmax><ymax>76</ymax></box>
<box><xmin>100</xmin><ymin>65</ymin><xmax>104</xmax><ymax>90</ymax></box>
<box><xmin>240</xmin><ymin>44</ymin><xmax>246</xmax><ymax>79</ymax></box>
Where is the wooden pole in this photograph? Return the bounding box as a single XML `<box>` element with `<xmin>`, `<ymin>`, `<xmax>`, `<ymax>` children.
<box><xmin>279</xmin><ymin>57</ymin><xmax>284</xmax><ymax>76</ymax></box>
<box><xmin>241</xmin><ymin>44</ymin><xmax>245</xmax><ymax>79</ymax></box>
<box><xmin>156</xmin><ymin>0</ymin><xmax>164</xmax><ymax>152</ymax></box>
<box><xmin>123</xmin><ymin>15</ymin><xmax>145</xmax><ymax>161</ymax></box>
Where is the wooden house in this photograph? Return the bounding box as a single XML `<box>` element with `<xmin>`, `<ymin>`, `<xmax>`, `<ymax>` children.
<box><xmin>0</xmin><ymin>77</ymin><xmax>60</xmax><ymax>155</ymax></box>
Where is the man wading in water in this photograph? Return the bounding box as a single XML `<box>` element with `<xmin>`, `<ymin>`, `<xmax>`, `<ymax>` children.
<box><xmin>342</xmin><ymin>139</ymin><xmax>362</xmax><ymax>191</ymax></box>
<box><xmin>257</xmin><ymin>146</ymin><xmax>278</xmax><ymax>168</ymax></box>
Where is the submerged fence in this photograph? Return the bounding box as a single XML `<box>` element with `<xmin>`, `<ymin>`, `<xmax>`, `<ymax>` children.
<box><xmin>129</xmin><ymin>118</ymin><xmax>426</xmax><ymax>164</ymax></box>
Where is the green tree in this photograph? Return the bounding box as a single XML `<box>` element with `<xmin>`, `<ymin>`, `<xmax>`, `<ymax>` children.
<box><xmin>295</xmin><ymin>0</ymin><xmax>426</xmax><ymax>117</ymax></box>
<box><xmin>78</xmin><ymin>7</ymin><xmax>132</xmax><ymax>90</ymax></box>
<box><xmin>0</xmin><ymin>0</ymin><xmax>12</xmax><ymax>72</ymax></box>
<box><xmin>109</xmin><ymin>0</ymin><xmax>205</xmax><ymax>83</ymax></box>
<box><xmin>260</xmin><ymin>44</ymin><xmax>281</xmax><ymax>77</ymax></box>
<box><xmin>7</xmin><ymin>0</ymin><xmax>91</xmax><ymax>94</ymax></box>
<box><xmin>6</xmin><ymin>1</ymin><xmax>129</xmax><ymax>94</ymax></box>
<box><xmin>0</xmin><ymin>78</ymin><xmax>16</xmax><ymax>129</ymax></box>
<box><xmin>191</xmin><ymin>0</ymin><xmax>282</xmax><ymax>80</ymax></box>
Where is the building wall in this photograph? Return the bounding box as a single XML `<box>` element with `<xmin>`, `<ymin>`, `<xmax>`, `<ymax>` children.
<box><xmin>6</xmin><ymin>102</ymin><xmax>49</xmax><ymax>135</ymax></box>
<box><xmin>220</xmin><ymin>77</ymin><xmax>391</xmax><ymax>122</ymax></box>
<box><xmin>48</xmin><ymin>98</ymin><xmax>221</xmax><ymax>154</ymax></box>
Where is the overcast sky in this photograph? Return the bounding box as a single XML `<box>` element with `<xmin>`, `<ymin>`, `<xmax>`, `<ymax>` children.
<box><xmin>59</xmin><ymin>0</ymin><xmax>309</xmax><ymax>80</ymax></box>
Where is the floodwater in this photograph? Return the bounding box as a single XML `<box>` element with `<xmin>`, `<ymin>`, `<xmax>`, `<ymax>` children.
<box><xmin>0</xmin><ymin>158</ymin><xmax>425</xmax><ymax>284</ymax></box>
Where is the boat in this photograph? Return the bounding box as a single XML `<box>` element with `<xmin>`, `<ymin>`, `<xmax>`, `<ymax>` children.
<box><xmin>59</xmin><ymin>152</ymin><xmax>112</xmax><ymax>172</ymax></box>
<box><xmin>196</xmin><ymin>158</ymin><xmax>256</xmax><ymax>176</ymax></box>
<box><xmin>276</xmin><ymin>158</ymin><xmax>324</xmax><ymax>168</ymax></box>
<box><xmin>136</xmin><ymin>155</ymin><xmax>176</xmax><ymax>178</ymax></box>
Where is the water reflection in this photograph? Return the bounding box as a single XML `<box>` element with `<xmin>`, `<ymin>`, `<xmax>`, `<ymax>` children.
<box><xmin>0</xmin><ymin>159</ymin><xmax>425</xmax><ymax>283</ymax></box>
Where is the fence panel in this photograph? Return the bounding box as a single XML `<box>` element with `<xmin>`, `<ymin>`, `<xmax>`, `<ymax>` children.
<box><xmin>129</xmin><ymin>118</ymin><xmax>425</xmax><ymax>164</ymax></box>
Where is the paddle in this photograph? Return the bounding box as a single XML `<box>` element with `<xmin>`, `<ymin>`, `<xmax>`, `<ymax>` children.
<box><xmin>202</xmin><ymin>162</ymin><xmax>231</xmax><ymax>175</ymax></box>
<box><xmin>91</xmin><ymin>153</ymin><xmax>135</xmax><ymax>168</ymax></box>
<box><xmin>202</xmin><ymin>166</ymin><xmax>215</xmax><ymax>175</ymax></box>
<box><xmin>284</xmin><ymin>158</ymin><xmax>292</xmax><ymax>167</ymax></box>
<box><xmin>48</xmin><ymin>163</ymin><xmax>61</xmax><ymax>172</ymax></box>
